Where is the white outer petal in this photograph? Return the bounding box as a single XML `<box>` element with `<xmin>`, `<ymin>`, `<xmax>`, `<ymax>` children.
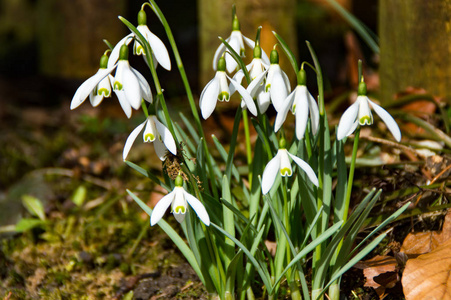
<box><xmin>141</xmin><ymin>26</ymin><xmax>172</xmax><ymax>71</ymax></box>
<box><xmin>368</xmin><ymin>99</ymin><xmax>402</xmax><ymax>142</ymax></box>
<box><xmin>226</xmin><ymin>35</ymin><xmax>240</xmax><ymax>73</ymax></box>
<box><xmin>71</xmin><ymin>66</ymin><xmax>116</xmax><ymax>110</ymax></box>
<box><xmin>336</xmin><ymin>100</ymin><xmax>360</xmax><ymax>140</ymax></box>
<box><xmin>293</xmin><ymin>87</ymin><xmax>309</xmax><ymax>140</ymax></box>
<box><xmin>228</xmin><ymin>75</ymin><xmax>257</xmax><ymax>116</ymax></box>
<box><xmin>108</xmin><ymin>34</ymin><xmax>133</xmax><ymax>69</ymax></box>
<box><xmin>123</xmin><ymin>121</ymin><xmax>146</xmax><ymax>160</ymax></box>
<box><xmin>114</xmin><ymin>90</ymin><xmax>133</xmax><ymax>118</ymax></box>
<box><xmin>119</xmin><ymin>62</ymin><xmax>142</xmax><ymax>110</ymax></box>
<box><xmin>153</xmin><ymin>116</ymin><xmax>177</xmax><ymax>156</ymax></box>
<box><xmin>274</xmin><ymin>89</ymin><xmax>296</xmax><ymax>132</ymax></box>
<box><xmin>150</xmin><ymin>191</ymin><xmax>176</xmax><ymax>226</ymax></box>
<box><xmin>153</xmin><ymin>135</ymin><xmax>168</xmax><ymax>161</ymax></box>
<box><xmin>287</xmin><ymin>152</ymin><xmax>319</xmax><ymax>186</ymax></box>
<box><xmin>131</xmin><ymin>67</ymin><xmax>153</xmax><ymax>104</ymax></box>
<box><xmin>269</xmin><ymin>67</ymin><xmax>289</xmax><ymax>112</ymax></box>
<box><xmin>306</xmin><ymin>90</ymin><xmax>320</xmax><ymax>135</ymax></box>
<box><xmin>184</xmin><ymin>191</ymin><xmax>210</xmax><ymax>226</ymax></box>
<box><xmin>257</xmin><ymin>90</ymin><xmax>271</xmax><ymax>113</ymax></box>
<box><xmin>200</xmin><ymin>77</ymin><xmax>219</xmax><ymax>119</ymax></box>
<box><xmin>247</xmin><ymin>70</ymin><xmax>268</xmax><ymax>97</ymax></box>
<box><xmin>262</xmin><ymin>153</ymin><xmax>281</xmax><ymax>195</ymax></box>
<box><xmin>229</xmin><ymin>70</ymin><xmax>245</xmax><ymax>95</ymax></box>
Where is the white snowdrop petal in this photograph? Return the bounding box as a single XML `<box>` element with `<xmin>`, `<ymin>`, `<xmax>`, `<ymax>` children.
<box><xmin>114</xmin><ymin>90</ymin><xmax>133</xmax><ymax>118</ymax></box>
<box><xmin>131</xmin><ymin>67</ymin><xmax>153</xmax><ymax>104</ymax></box>
<box><xmin>225</xmin><ymin>37</ymin><xmax>240</xmax><ymax>73</ymax></box>
<box><xmin>200</xmin><ymin>78</ymin><xmax>219</xmax><ymax>119</ymax></box>
<box><xmin>274</xmin><ymin>90</ymin><xmax>296</xmax><ymax>132</ymax></box>
<box><xmin>153</xmin><ymin>116</ymin><xmax>177</xmax><ymax>156</ymax></box>
<box><xmin>144</xmin><ymin>27</ymin><xmax>172</xmax><ymax>71</ymax></box>
<box><xmin>262</xmin><ymin>154</ymin><xmax>281</xmax><ymax>195</ymax></box>
<box><xmin>307</xmin><ymin>91</ymin><xmax>320</xmax><ymax>135</ymax></box>
<box><xmin>212</xmin><ymin>38</ymin><xmax>228</xmax><ymax>70</ymax></box>
<box><xmin>71</xmin><ymin>67</ymin><xmax>116</xmax><ymax>110</ymax></box>
<box><xmin>121</xmin><ymin>65</ymin><xmax>142</xmax><ymax>110</ymax></box>
<box><xmin>294</xmin><ymin>89</ymin><xmax>309</xmax><ymax>139</ymax></box>
<box><xmin>123</xmin><ymin>121</ymin><xmax>146</xmax><ymax>160</ymax></box>
<box><xmin>228</xmin><ymin>75</ymin><xmax>258</xmax><ymax>116</ymax></box>
<box><xmin>153</xmin><ymin>136</ymin><xmax>168</xmax><ymax>161</ymax></box>
<box><xmin>150</xmin><ymin>191</ymin><xmax>175</xmax><ymax>226</ymax></box>
<box><xmin>185</xmin><ymin>192</ymin><xmax>210</xmax><ymax>226</ymax></box>
<box><xmin>368</xmin><ymin>99</ymin><xmax>402</xmax><ymax>142</ymax></box>
<box><xmin>270</xmin><ymin>70</ymin><xmax>289</xmax><ymax>112</ymax></box>
<box><xmin>336</xmin><ymin>100</ymin><xmax>360</xmax><ymax>140</ymax></box>
<box><xmin>287</xmin><ymin>152</ymin><xmax>319</xmax><ymax>187</ymax></box>
<box><xmin>247</xmin><ymin>70</ymin><xmax>268</xmax><ymax>97</ymax></box>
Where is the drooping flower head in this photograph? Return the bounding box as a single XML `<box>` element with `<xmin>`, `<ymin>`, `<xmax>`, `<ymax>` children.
<box><xmin>262</xmin><ymin>138</ymin><xmax>319</xmax><ymax>195</ymax></box>
<box><xmin>150</xmin><ymin>175</ymin><xmax>210</xmax><ymax>226</ymax></box>
<box><xmin>265</xmin><ymin>48</ymin><xmax>290</xmax><ymax>112</ymax></box>
<box><xmin>123</xmin><ymin>113</ymin><xmax>177</xmax><ymax>161</ymax></box>
<box><xmin>108</xmin><ymin>9</ymin><xmax>171</xmax><ymax>71</ymax></box>
<box><xmin>336</xmin><ymin>80</ymin><xmax>401</xmax><ymax>142</ymax></box>
<box><xmin>274</xmin><ymin>69</ymin><xmax>319</xmax><ymax>140</ymax></box>
<box><xmin>200</xmin><ymin>56</ymin><xmax>257</xmax><ymax>119</ymax></box>
<box><xmin>71</xmin><ymin>52</ymin><xmax>116</xmax><ymax>111</ymax></box>
<box><xmin>112</xmin><ymin>44</ymin><xmax>153</xmax><ymax>118</ymax></box>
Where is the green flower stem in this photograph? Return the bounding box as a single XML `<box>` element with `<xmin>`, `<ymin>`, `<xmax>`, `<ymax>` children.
<box><xmin>243</xmin><ymin>110</ymin><xmax>253</xmax><ymax>186</ymax></box>
<box><xmin>343</xmin><ymin>126</ymin><xmax>360</xmax><ymax>222</ymax></box>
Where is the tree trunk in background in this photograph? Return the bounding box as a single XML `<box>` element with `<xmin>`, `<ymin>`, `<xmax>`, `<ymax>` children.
<box><xmin>198</xmin><ymin>0</ymin><xmax>298</xmax><ymax>88</ymax></box>
<box><xmin>36</xmin><ymin>0</ymin><xmax>126</xmax><ymax>79</ymax></box>
<box><xmin>379</xmin><ymin>1</ymin><xmax>451</xmax><ymax>104</ymax></box>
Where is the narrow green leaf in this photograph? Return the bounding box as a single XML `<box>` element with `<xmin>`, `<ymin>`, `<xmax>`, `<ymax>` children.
<box><xmin>22</xmin><ymin>195</ymin><xmax>46</xmax><ymax>221</ymax></box>
<box><xmin>179</xmin><ymin>112</ymin><xmax>200</xmax><ymax>143</ymax></box>
<box><xmin>124</xmin><ymin>161</ymin><xmax>171</xmax><ymax>191</ymax></box>
<box><xmin>219</xmin><ymin>38</ymin><xmax>250</xmax><ymax>83</ymax></box>
<box><xmin>212</xmin><ymin>135</ymin><xmax>240</xmax><ymax>181</ymax></box>
<box><xmin>272</xmin><ymin>31</ymin><xmax>299</xmax><ymax>74</ymax></box>
<box><xmin>211</xmin><ymin>223</ymin><xmax>273</xmax><ymax>292</ymax></box>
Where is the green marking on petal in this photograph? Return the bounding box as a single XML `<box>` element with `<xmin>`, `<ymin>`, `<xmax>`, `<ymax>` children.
<box><xmin>135</xmin><ymin>45</ymin><xmax>145</xmax><ymax>55</ymax></box>
<box><xmin>144</xmin><ymin>133</ymin><xmax>155</xmax><ymax>142</ymax></box>
<box><xmin>359</xmin><ymin>116</ymin><xmax>372</xmax><ymax>125</ymax></box>
<box><xmin>97</xmin><ymin>88</ymin><xmax>110</xmax><ymax>97</ymax></box>
<box><xmin>219</xmin><ymin>91</ymin><xmax>230</xmax><ymax>102</ymax></box>
<box><xmin>280</xmin><ymin>167</ymin><xmax>292</xmax><ymax>177</ymax></box>
<box><xmin>265</xmin><ymin>84</ymin><xmax>271</xmax><ymax>92</ymax></box>
<box><xmin>113</xmin><ymin>81</ymin><xmax>123</xmax><ymax>91</ymax></box>
<box><xmin>292</xmin><ymin>104</ymin><xmax>296</xmax><ymax>114</ymax></box>
<box><xmin>174</xmin><ymin>206</ymin><xmax>186</xmax><ymax>214</ymax></box>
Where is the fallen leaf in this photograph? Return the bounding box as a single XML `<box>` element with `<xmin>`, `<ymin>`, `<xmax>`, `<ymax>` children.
<box><xmin>402</xmin><ymin>238</ymin><xmax>451</xmax><ymax>300</ymax></box>
<box><xmin>401</xmin><ymin>209</ymin><xmax>451</xmax><ymax>256</ymax></box>
<box><xmin>355</xmin><ymin>255</ymin><xmax>398</xmax><ymax>296</ymax></box>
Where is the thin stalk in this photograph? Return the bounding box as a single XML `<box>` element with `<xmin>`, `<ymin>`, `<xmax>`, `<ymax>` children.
<box><xmin>343</xmin><ymin>127</ymin><xmax>360</xmax><ymax>222</ymax></box>
<box><xmin>243</xmin><ymin>110</ymin><xmax>253</xmax><ymax>186</ymax></box>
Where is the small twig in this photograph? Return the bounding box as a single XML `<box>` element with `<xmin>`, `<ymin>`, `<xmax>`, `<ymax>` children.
<box><xmin>359</xmin><ymin>135</ymin><xmax>420</xmax><ymax>159</ymax></box>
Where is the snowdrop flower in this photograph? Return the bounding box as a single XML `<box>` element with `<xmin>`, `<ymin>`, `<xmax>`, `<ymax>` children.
<box><xmin>71</xmin><ymin>53</ymin><xmax>117</xmax><ymax>110</ymax></box>
<box><xmin>336</xmin><ymin>80</ymin><xmax>401</xmax><ymax>142</ymax></box>
<box><xmin>123</xmin><ymin>115</ymin><xmax>177</xmax><ymax>161</ymax></box>
<box><xmin>265</xmin><ymin>48</ymin><xmax>290</xmax><ymax>112</ymax></box>
<box><xmin>150</xmin><ymin>175</ymin><xmax>210</xmax><ymax>226</ymax></box>
<box><xmin>274</xmin><ymin>69</ymin><xmax>319</xmax><ymax>140</ymax></box>
<box><xmin>262</xmin><ymin>138</ymin><xmax>318</xmax><ymax>195</ymax></box>
<box><xmin>112</xmin><ymin>44</ymin><xmax>153</xmax><ymax>118</ymax></box>
<box><xmin>108</xmin><ymin>9</ymin><xmax>171</xmax><ymax>71</ymax></box>
<box><xmin>200</xmin><ymin>56</ymin><xmax>257</xmax><ymax>119</ymax></box>
<box><xmin>213</xmin><ymin>15</ymin><xmax>269</xmax><ymax>73</ymax></box>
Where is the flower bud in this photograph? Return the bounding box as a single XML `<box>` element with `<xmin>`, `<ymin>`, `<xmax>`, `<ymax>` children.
<box><xmin>137</xmin><ymin>10</ymin><xmax>147</xmax><ymax>26</ymax></box>
<box><xmin>99</xmin><ymin>54</ymin><xmax>109</xmax><ymax>69</ymax></box>
<box><xmin>358</xmin><ymin>80</ymin><xmax>367</xmax><ymax>96</ymax></box>
<box><xmin>232</xmin><ymin>16</ymin><xmax>240</xmax><ymax>31</ymax></box>
<box><xmin>278</xmin><ymin>137</ymin><xmax>287</xmax><ymax>149</ymax></box>
<box><xmin>253</xmin><ymin>45</ymin><xmax>262</xmax><ymax>59</ymax></box>
<box><xmin>297</xmin><ymin>69</ymin><xmax>307</xmax><ymax>86</ymax></box>
<box><xmin>119</xmin><ymin>44</ymin><xmax>129</xmax><ymax>61</ymax></box>
<box><xmin>175</xmin><ymin>175</ymin><xmax>183</xmax><ymax>187</ymax></box>
<box><xmin>217</xmin><ymin>56</ymin><xmax>226</xmax><ymax>72</ymax></box>
<box><xmin>270</xmin><ymin>49</ymin><xmax>279</xmax><ymax>64</ymax></box>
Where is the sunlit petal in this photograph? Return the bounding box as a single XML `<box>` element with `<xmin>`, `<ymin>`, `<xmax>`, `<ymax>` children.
<box><xmin>247</xmin><ymin>70</ymin><xmax>268</xmax><ymax>97</ymax></box>
<box><xmin>307</xmin><ymin>90</ymin><xmax>320</xmax><ymax>135</ymax></box>
<box><xmin>287</xmin><ymin>152</ymin><xmax>319</xmax><ymax>186</ymax></box>
<box><xmin>123</xmin><ymin>121</ymin><xmax>146</xmax><ymax>160</ymax></box>
<box><xmin>120</xmin><ymin>63</ymin><xmax>142</xmax><ymax>110</ymax></box>
<box><xmin>150</xmin><ymin>191</ymin><xmax>175</xmax><ymax>226</ymax></box>
<box><xmin>368</xmin><ymin>99</ymin><xmax>402</xmax><ymax>142</ymax></box>
<box><xmin>143</xmin><ymin>117</ymin><xmax>157</xmax><ymax>142</ymax></box>
<box><xmin>336</xmin><ymin>100</ymin><xmax>360</xmax><ymax>140</ymax></box>
<box><xmin>262</xmin><ymin>153</ymin><xmax>281</xmax><ymax>195</ymax></box>
<box><xmin>226</xmin><ymin>35</ymin><xmax>240</xmax><ymax>73</ymax></box>
<box><xmin>144</xmin><ymin>26</ymin><xmax>172</xmax><ymax>71</ymax></box>
<box><xmin>185</xmin><ymin>192</ymin><xmax>210</xmax><ymax>226</ymax></box>
<box><xmin>200</xmin><ymin>77</ymin><xmax>219</xmax><ymax>119</ymax></box>
<box><xmin>114</xmin><ymin>90</ymin><xmax>133</xmax><ymax>118</ymax></box>
<box><xmin>279</xmin><ymin>150</ymin><xmax>293</xmax><ymax>177</ymax></box>
<box><xmin>131</xmin><ymin>67</ymin><xmax>152</xmax><ymax>103</ymax></box>
<box><xmin>269</xmin><ymin>68</ymin><xmax>289</xmax><ymax>112</ymax></box>
<box><xmin>172</xmin><ymin>188</ymin><xmax>187</xmax><ymax>223</ymax></box>
<box><xmin>229</xmin><ymin>70</ymin><xmax>245</xmax><ymax>95</ymax></box>
<box><xmin>228</xmin><ymin>75</ymin><xmax>258</xmax><ymax>116</ymax></box>
<box><xmin>293</xmin><ymin>88</ymin><xmax>309</xmax><ymax>139</ymax></box>
<box><xmin>274</xmin><ymin>90</ymin><xmax>296</xmax><ymax>132</ymax></box>
<box><xmin>153</xmin><ymin>116</ymin><xmax>177</xmax><ymax>155</ymax></box>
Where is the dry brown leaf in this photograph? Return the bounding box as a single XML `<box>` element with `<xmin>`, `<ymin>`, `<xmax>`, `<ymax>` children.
<box><xmin>401</xmin><ymin>210</ymin><xmax>451</xmax><ymax>256</ymax></box>
<box><xmin>355</xmin><ymin>255</ymin><xmax>398</xmax><ymax>296</ymax></box>
<box><xmin>402</xmin><ymin>238</ymin><xmax>451</xmax><ymax>300</ymax></box>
